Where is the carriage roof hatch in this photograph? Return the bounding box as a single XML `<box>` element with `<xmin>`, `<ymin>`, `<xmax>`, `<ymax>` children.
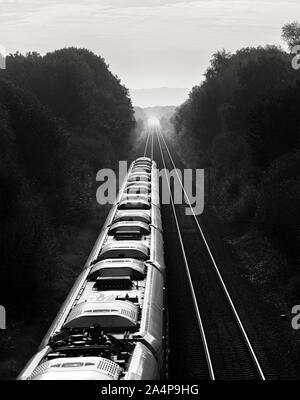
<box><xmin>63</xmin><ymin>300</ymin><xmax>139</xmax><ymax>329</ymax></box>
<box><xmin>134</xmin><ymin>160</ymin><xmax>151</xmax><ymax>165</ymax></box>
<box><xmin>134</xmin><ymin>162</ymin><xmax>152</xmax><ymax>167</ymax></box>
<box><xmin>135</xmin><ymin>157</ymin><xmax>152</xmax><ymax>163</ymax></box>
<box><xmin>109</xmin><ymin>221</ymin><xmax>150</xmax><ymax>240</ymax></box>
<box><xmin>121</xmin><ymin>194</ymin><xmax>150</xmax><ymax>203</ymax></box>
<box><xmin>128</xmin><ymin>175</ymin><xmax>150</xmax><ymax>183</ymax></box>
<box><xmin>126</xmin><ymin>184</ymin><xmax>150</xmax><ymax>194</ymax></box>
<box><xmin>113</xmin><ymin>210</ymin><xmax>151</xmax><ymax>224</ymax></box>
<box><xmin>89</xmin><ymin>259</ymin><xmax>146</xmax><ymax>281</ymax></box>
<box><xmin>132</xmin><ymin>164</ymin><xmax>151</xmax><ymax>171</ymax></box>
<box><xmin>126</xmin><ymin>181</ymin><xmax>151</xmax><ymax>189</ymax></box>
<box><xmin>129</xmin><ymin>171</ymin><xmax>151</xmax><ymax>177</ymax></box>
<box><xmin>133</xmin><ymin>165</ymin><xmax>152</xmax><ymax>172</ymax></box>
<box><xmin>99</xmin><ymin>241</ymin><xmax>149</xmax><ymax>260</ymax></box>
<box><xmin>118</xmin><ymin>198</ymin><xmax>151</xmax><ymax>210</ymax></box>
<box><xmin>132</xmin><ymin>166</ymin><xmax>151</xmax><ymax>172</ymax></box>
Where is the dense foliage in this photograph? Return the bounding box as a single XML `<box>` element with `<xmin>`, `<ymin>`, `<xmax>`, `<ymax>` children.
<box><xmin>0</xmin><ymin>48</ymin><xmax>135</xmax><ymax>326</ymax></box>
<box><xmin>173</xmin><ymin>32</ymin><xmax>300</xmax><ymax>263</ymax></box>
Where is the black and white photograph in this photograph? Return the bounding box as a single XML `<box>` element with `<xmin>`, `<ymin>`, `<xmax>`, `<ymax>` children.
<box><xmin>0</xmin><ymin>0</ymin><xmax>300</xmax><ymax>388</ymax></box>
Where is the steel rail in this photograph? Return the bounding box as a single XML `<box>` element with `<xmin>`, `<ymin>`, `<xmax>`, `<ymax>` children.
<box><xmin>143</xmin><ymin>129</ymin><xmax>151</xmax><ymax>157</ymax></box>
<box><xmin>151</xmin><ymin>128</ymin><xmax>154</xmax><ymax>160</ymax></box>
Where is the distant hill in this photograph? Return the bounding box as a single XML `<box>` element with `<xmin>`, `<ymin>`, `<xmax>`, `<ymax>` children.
<box><xmin>130</xmin><ymin>87</ymin><xmax>189</xmax><ymax>107</ymax></box>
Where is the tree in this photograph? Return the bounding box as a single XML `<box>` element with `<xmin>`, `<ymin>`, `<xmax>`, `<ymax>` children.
<box><xmin>282</xmin><ymin>22</ymin><xmax>300</xmax><ymax>50</ymax></box>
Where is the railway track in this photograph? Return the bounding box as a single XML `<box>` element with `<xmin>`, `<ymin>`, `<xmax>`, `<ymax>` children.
<box><xmin>146</xmin><ymin>127</ymin><xmax>266</xmax><ymax>380</ymax></box>
<box><xmin>143</xmin><ymin>127</ymin><xmax>154</xmax><ymax>159</ymax></box>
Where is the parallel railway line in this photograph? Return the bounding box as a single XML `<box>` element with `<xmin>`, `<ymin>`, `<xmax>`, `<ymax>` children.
<box><xmin>146</xmin><ymin>128</ymin><xmax>266</xmax><ymax>380</ymax></box>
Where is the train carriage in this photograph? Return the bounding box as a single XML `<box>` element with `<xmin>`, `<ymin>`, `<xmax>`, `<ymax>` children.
<box><xmin>18</xmin><ymin>157</ymin><xmax>167</xmax><ymax>381</ymax></box>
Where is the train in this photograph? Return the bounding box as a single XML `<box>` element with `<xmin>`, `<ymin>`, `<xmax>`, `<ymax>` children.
<box><xmin>18</xmin><ymin>157</ymin><xmax>167</xmax><ymax>380</ymax></box>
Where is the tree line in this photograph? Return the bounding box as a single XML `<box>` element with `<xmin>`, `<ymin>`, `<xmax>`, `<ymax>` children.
<box><xmin>0</xmin><ymin>48</ymin><xmax>135</xmax><ymax>333</ymax></box>
<box><xmin>171</xmin><ymin>23</ymin><xmax>300</xmax><ymax>268</ymax></box>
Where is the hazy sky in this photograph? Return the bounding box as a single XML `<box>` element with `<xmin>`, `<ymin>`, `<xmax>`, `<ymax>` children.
<box><xmin>1</xmin><ymin>0</ymin><xmax>299</xmax><ymax>95</ymax></box>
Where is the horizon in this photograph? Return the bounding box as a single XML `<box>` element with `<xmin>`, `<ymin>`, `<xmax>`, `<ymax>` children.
<box><xmin>1</xmin><ymin>0</ymin><xmax>299</xmax><ymax>106</ymax></box>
